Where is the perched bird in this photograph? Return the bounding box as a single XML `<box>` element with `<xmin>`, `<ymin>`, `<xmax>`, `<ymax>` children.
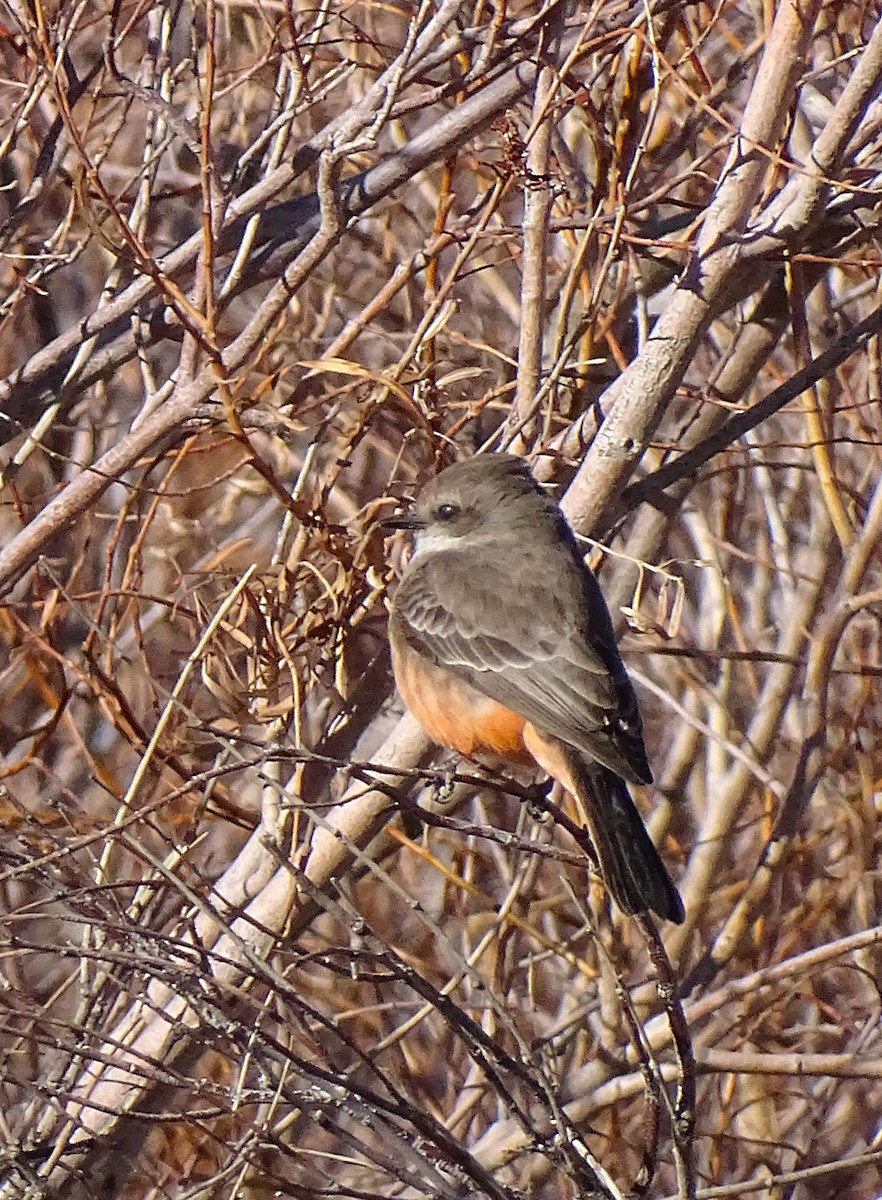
<box><xmin>384</xmin><ymin>453</ymin><xmax>683</xmax><ymax>923</ymax></box>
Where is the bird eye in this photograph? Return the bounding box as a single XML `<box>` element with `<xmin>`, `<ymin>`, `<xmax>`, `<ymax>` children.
<box><xmin>436</xmin><ymin>502</ymin><xmax>460</xmax><ymax>522</ymax></box>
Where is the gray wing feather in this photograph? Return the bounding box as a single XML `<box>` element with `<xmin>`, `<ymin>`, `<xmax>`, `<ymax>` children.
<box><xmin>394</xmin><ymin>551</ymin><xmax>650</xmax><ymax>784</ymax></box>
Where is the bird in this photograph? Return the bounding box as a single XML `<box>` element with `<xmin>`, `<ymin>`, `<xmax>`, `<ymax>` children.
<box><xmin>383</xmin><ymin>452</ymin><xmax>684</xmax><ymax>923</ymax></box>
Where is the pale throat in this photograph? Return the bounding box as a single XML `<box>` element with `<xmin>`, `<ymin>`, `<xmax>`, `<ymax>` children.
<box><xmin>410</xmin><ymin>527</ymin><xmax>466</xmax><ymax>558</ymax></box>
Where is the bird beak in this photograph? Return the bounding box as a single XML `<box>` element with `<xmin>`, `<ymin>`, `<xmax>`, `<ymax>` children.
<box><xmin>380</xmin><ymin>511</ymin><xmax>426</xmax><ymax>532</ymax></box>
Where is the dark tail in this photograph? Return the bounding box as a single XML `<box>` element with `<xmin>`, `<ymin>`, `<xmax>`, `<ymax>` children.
<box><xmin>571</xmin><ymin>756</ymin><xmax>684</xmax><ymax>924</ymax></box>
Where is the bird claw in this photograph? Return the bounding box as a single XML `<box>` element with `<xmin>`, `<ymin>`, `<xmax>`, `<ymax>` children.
<box><xmin>433</xmin><ymin>763</ymin><xmax>459</xmax><ymax>803</ymax></box>
<box><xmin>523</xmin><ymin>776</ymin><xmax>553</xmax><ymax>820</ymax></box>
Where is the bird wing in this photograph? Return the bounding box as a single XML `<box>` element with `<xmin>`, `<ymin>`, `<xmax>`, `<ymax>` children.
<box><xmin>393</xmin><ymin>550</ymin><xmax>651</xmax><ymax>784</ymax></box>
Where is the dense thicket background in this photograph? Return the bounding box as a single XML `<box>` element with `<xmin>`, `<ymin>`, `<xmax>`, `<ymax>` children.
<box><xmin>1</xmin><ymin>1</ymin><xmax>881</xmax><ymax>1197</ymax></box>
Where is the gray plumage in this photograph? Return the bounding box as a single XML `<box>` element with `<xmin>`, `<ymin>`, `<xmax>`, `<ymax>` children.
<box><xmin>390</xmin><ymin>453</ymin><xmax>684</xmax><ymax>922</ymax></box>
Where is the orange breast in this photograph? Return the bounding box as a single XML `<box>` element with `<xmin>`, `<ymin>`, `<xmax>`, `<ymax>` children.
<box><xmin>391</xmin><ymin>631</ymin><xmax>530</xmax><ymax>763</ymax></box>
